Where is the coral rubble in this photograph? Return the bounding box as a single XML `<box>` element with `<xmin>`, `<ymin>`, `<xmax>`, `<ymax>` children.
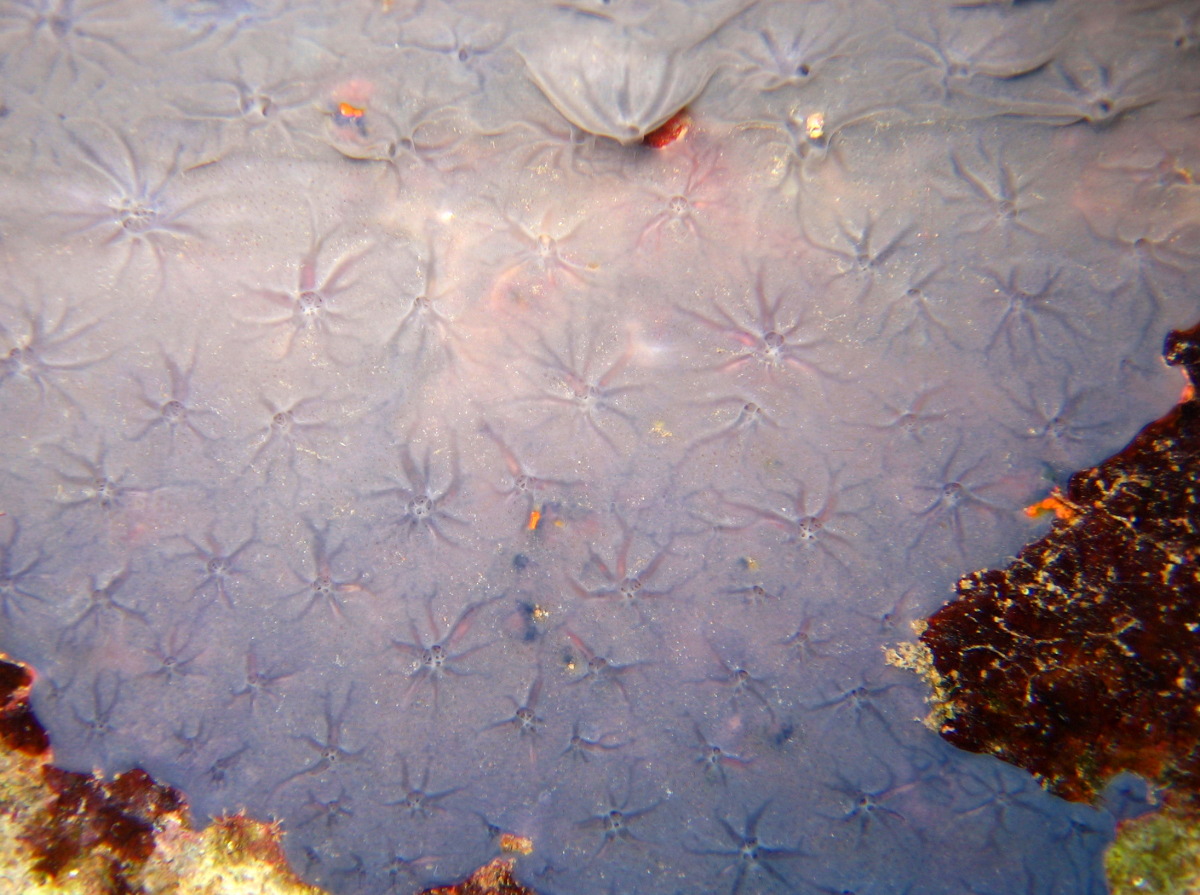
<box><xmin>0</xmin><ymin>653</ymin><xmax>322</xmax><ymax>895</ymax></box>
<box><xmin>896</xmin><ymin>320</ymin><xmax>1200</xmax><ymax>887</ymax></box>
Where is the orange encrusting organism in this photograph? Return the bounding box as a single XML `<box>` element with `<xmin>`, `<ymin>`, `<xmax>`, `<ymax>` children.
<box><xmin>643</xmin><ymin>111</ymin><xmax>691</xmax><ymax>149</ymax></box>
<box><xmin>1023</xmin><ymin>488</ymin><xmax>1080</xmax><ymax>522</ymax></box>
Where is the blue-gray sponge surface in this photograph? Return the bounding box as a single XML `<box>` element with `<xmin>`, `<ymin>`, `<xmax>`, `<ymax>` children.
<box><xmin>1</xmin><ymin>0</ymin><xmax>1197</xmax><ymax>892</ymax></box>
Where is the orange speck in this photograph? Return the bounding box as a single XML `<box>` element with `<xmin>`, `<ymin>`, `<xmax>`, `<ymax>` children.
<box><xmin>1024</xmin><ymin>489</ymin><xmax>1079</xmax><ymax>522</ymax></box>
<box><xmin>527</xmin><ymin>509</ymin><xmax>541</xmax><ymax>531</ymax></box>
<box><xmin>805</xmin><ymin>111</ymin><xmax>826</xmax><ymax>140</ymax></box>
<box><xmin>499</xmin><ymin>833</ymin><xmax>534</xmax><ymax>855</ymax></box>
<box><xmin>643</xmin><ymin>111</ymin><xmax>690</xmax><ymax>149</ymax></box>
<box><xmin>337</xmin><ymin>102</ymin><xmax>365</xmax><ymax>119</ymax></box>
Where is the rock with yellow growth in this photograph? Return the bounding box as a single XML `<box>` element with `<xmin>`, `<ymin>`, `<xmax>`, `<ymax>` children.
<box><xmin>1107</xmin><ymin>800</ymin><xmax>1200</xmax><ymax>895</ymax></box>
<box><xmin>418</xmin><ymin>857</ymin><xmax>537</xmax><ymax>895</ymax></box>
<box><xmin>0</xmin><ymin>653</ymin><xmax>322</xmax><ymax>895</ymax></box>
